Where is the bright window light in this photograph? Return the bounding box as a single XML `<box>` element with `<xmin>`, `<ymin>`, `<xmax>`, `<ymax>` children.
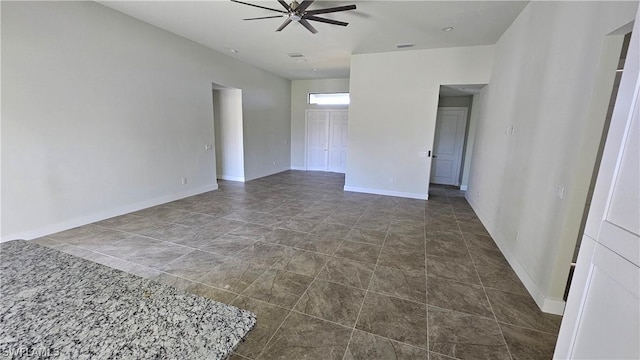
<box><xmin>308</xmin><ymin>93</ymin><xmax>350</xmax><ymax>105</ymax></box>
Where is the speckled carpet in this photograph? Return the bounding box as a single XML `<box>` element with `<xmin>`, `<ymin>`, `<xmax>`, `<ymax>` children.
<box><xmin>0</xmin><ymin>240</ymin><xmax>255</xmax><ymax>359</ymax></box>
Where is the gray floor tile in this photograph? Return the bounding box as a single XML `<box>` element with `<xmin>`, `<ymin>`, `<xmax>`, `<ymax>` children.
<box><xmin>356</xmin><ymin>292</ymin><xmax>427</xmax><ymax>348</ymax></box>
<box><xmin>370</xmin><ymin>265</ymin><xmax>426</xmax><ymax>303</ymax></box>
<box><xmin>317</xmin><ymin>257</ymin><xmax>375</xmax><ymax>289</ymax></box>
<box><xmin>428</xmin><ymin>306</ymin><xmax>510</xmax><ymax>360</ymax></box>
<box><xmin>427</xmin><ymin>277</ymin><xmax>493</xmax><ymax>318</ymax></box>
<box><xmin>241</xmin><ymin>268</ymin><xmax>313</xmax><ymax>309</ymax></box>
<box><xmin>344</xmin><ymin>330</ymin><xmax>429</xmax><ymax>360</ymax></box>
<box><xmin>334</xmin><ymin>240</ymin><xmax>381</xmax><ymax>264</ymax></box>
<box><xmin>231</xmin><ymin>296</ymin><xmax>290</xmax><ymax>358</ymax></box>
<box><xmin>159</xmin><ymin>250</ymin><xmax>228</xmax><ymax>280</ymax></box>
<box><xmin>273</xmin><ymin>248</ymin><xmax>330</xmax><ymax>277</ymax></box>
<box><xmin>500</xmin><ymin>323</ymin><xmax>558</xmax><ymax>360</ymax></box>
<box><xmin>258</xmin><ymin>312</ymin><xmax>351</xmax><ymax>360</ymax></box>
<box><xmin>485</xmin><ymin>289</ymin><xmax>562</xmax><ymax>334</ymax></box>
<box><xmin>295</xmin><ymin>279</ymin><xmax>365</xmax><ymax>326</ymax></box>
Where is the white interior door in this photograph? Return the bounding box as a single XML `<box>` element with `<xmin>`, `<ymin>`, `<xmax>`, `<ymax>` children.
<box><xmin>554</xmin><ymin>23</ymin><xmax>639</xmax><ymax>359</ymax></box>
<box><xmin>430</xmin><ymin>108</ymin><xmax>468</xmax><ymax>185</ymax></box>
<box><xmin>306</xmin><ymin>110</ymin><xmax>328</xmax><ymax>171</ymax></box>
<box><xmin>306</xmin><ymin>109</ymin><xmax>348</xmax><ymax>173</ymax></box>
<box><xmin>328</xmin><ymin>111</ymin><xmax>349</xmax><ymax>173</ymax></box>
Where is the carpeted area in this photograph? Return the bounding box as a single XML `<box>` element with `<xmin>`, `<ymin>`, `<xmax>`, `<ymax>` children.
<box><xmin>0</xmin><ymin>240</ymin><xmax>255</xmax><ymax>359</ymax></box>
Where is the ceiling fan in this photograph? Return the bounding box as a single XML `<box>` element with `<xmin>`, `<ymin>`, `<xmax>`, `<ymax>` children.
<box><xmin>231</xmin><ymin>0</ymin><xmax>356</xmax><ymax>34</ymax></box>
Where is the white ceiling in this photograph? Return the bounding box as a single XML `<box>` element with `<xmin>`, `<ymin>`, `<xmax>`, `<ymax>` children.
<box><xmin>99</xmin><ymin>1</ymin><xmax>528</xmax><ymax>80</ymax></box>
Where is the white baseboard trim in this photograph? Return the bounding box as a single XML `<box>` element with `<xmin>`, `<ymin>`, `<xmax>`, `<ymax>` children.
<box><xmin>460</xmin><ymin>185</ymin><xmax>468</xmax><ymax>191</ymax></box>
<box><xmin>465</xmin><ymin>194</ymin><xmax>566</xmax><ymax>316</ymax></box>
<box><xmin>1</xmin><ymin>184</ymin><xmax>219</xmax><ymax>242</ymax></box>
<box><xmin>344</xmin><ymin>186</ymin><xmax>427</xmax><ymax>200</ymax></box>
<box><xmin>217</xmin><ymin>175</ymin><xmax>245</xmax><ymax>182</ymax></box>
<box><xmin>290</xmin><ymin>166</ymin><xmax>306</xmax><ymax>171</ymax></box>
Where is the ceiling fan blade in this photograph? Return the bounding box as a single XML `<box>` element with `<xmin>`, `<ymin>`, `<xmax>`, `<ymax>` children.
<box><xmin>230</xmin><ymin>0</ymin><xmax>286</xmax><ymax>14</ymax></box>
<box><xmin>277</xmin><ymin>0</ymin><xmax>290</xmax><ymax>10</ymax></box>
<box><xmin>298</xmin><ymin>19</ymin><xmax>318</xmax><ymax>34</ymax></box>
<box><xmin>296</xmin><ymin>0</ymin><xmax>315</xmax><ymax>12</ymax></box>
<box><xmin>305</xmin><ymin>4</ymin><xmax>356</xmax><ymax>16</ymax></box>
<box><xmin>276</xmin><ymin>18</ymin><xmax>293</xmax><ymax>32</ymax></box>
<box><xmin>243</xmin><ymin>15</ymin><xmax>286</xmax><ymax>20</ymax></box>
<box><xmin>305</xmin><ymin>15</ymin><xmax>348</xmax><ymax>26</ymax></box>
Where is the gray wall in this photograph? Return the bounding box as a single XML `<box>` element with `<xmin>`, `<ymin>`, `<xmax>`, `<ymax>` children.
<box><xmin>466</xmin><ymin>1</ymin><xmax>635</xmax><ymax>312</ymax></box>
<box><xmin>1</xmin><ymin>1</ymin><xmax>291</xmax><ymax>239</ymax></box>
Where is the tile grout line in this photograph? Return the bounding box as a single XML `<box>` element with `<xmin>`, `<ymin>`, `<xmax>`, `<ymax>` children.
<box><xmin>340</xmin><ymin>206</ymin><xmax>393</xmax><ymax>360</ymax></box>
<box><xmin>251</xmin><ymin>213</ymin><xmax>358</xmax><ymax>359</ymax></box>
<box><xmin>450</xmin><ymin>195</ymin><xmax>515</xmax><ymax>360</ymax></box>
<box><xmin>424</xmin><ymin>197</ymin><xmax>435</xmax><ymax>358</ymax></box>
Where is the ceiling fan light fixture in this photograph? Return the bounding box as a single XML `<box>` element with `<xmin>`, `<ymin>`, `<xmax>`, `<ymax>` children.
<box><xmin>232</xmin><ymin>0</ymin><xmax>356</xmax><ymax>34</ymax></box>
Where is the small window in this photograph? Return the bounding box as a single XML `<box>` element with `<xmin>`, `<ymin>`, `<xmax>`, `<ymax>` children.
<box><xmin>308</xmin><ymin>92</ymin><xmax>350</xmax><ymax>105</ymax></box>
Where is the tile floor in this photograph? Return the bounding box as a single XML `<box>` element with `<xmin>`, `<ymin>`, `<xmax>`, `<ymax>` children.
<box><xmin>34</xmin><ymin>171</ymin><xmax>562</xmax><ymax>360</ymax></box>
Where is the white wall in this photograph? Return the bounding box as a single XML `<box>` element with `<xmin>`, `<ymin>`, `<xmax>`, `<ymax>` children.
<box><xmin>213</xmin><ymin>88</ymin><xmax>245</xmax><ymax>182</ymax></box>
<box><xmin>290</xmin><ymin>78</ymin><xmax>349</xmax><ymax>170</ymax></box>
<box><xmin>460</xmin><ymin>93</ymin><xmax>482</xmax><ymax>190</ymax></box>
<box><xmin>346</xmin><ymin>46</ymin><xmax>494</xmax><ymax>199</ymax></box>
<box><xmin>1</xmin><ymin>1</ymin><xmax>291</xmax><ymax>240</ymax></box>
<box><xmin>466</xmin><ymin>1</ymin><xmax>637</xmax><ymax>313</ymax></box>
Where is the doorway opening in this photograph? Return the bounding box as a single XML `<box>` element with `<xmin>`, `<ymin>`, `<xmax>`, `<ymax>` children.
<box><xmin>430</xmin><ymin>84</ymin><xmax>486</xmax><ymax>195</ymax></box>
<box><xmin>212</xmin><ymin>83</ymin><xmax>245</xmax><ymax>182</ymax></box>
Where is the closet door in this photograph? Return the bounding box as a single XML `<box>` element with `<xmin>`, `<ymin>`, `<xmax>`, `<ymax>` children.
<box><xmin>328</xmin><ymin>110</ymin><xmax>349</xmax><ymax>173</ymax></box>
<box><xmin>554</xmin><ymin>24</ymin><xmax>639</xmax><ymax>359</ymax></box>
<box><xmin>306</xmin><ymin>110</ymin><xmax>329</xmax><ymax>171</ymax></box>
<box><xmin>306</xmin><ymin>110</ymin><xmax>348</xmax><ymax>173</ymax></box>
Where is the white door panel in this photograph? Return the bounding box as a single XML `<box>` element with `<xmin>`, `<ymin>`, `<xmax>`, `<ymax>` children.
<box><xmin>328</xmin><ymin>111</ymin><xmax>348</xmax><ymax>173</ymax></box>
<box><xmin>306</xmin><ymin>110</ymin><xmax>348</xmax><ymax>173</ymax></box>
<box><xmin>431</xmin><ymin>108</ymin><xmax>468</xmax><ymax>185</ymax></box>
<box><xmin>555</xmin><ymin>18</ymin><xmax>640</xmax><ymax>359</ymax></box>
<box><xmin>306</xmin><ymin>110</ymin><xmax>328</xmax><ymax>171</ymax></box>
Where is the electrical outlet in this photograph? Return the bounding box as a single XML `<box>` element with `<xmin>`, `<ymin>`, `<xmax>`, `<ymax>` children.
<box><xmin>204</xmin><ymin>144</ymin><xmax>213</xmax><ymax>150</ymax></box>
<box><xmin>555</xmin><ymin>186</ymin><xmax>565</xmax><ymax>199</ymax></box>
<box><xmin>181</xmin><ymin>178</ymin><xmax>187</xmax><ymax>185</ymax></box>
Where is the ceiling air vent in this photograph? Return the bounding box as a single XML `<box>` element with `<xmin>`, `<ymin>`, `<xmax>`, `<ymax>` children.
<box><xmin>288</xmin><ymin>53</ymin><xmax>305</xmax><ymax>58</ymax></box>
<box><xmin>396</xmin><ymin>43</ymin><xmax>414</xmax><ymax>49</ymax></box>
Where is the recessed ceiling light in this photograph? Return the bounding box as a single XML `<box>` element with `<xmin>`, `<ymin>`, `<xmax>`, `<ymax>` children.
<box><xmin>442</xmin><ymin>27</ymin><xmax>454</xmax><ymax>32</ymax></box>
<box><xmin>312</xmin><ymin>68</ymin><xmax>318</xmax><ymax>72</ymax></box>
<box><xmin>396</xmin><ymin>43</ymin><xmax>414</xmax><ymax>49</ymax></box>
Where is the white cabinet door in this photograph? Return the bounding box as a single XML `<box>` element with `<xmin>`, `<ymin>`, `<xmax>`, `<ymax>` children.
<box><xmin>430</xmin><ymin>108</ymin><xmax>467</xmax><ymax>185</ymax></box>
<box><xmin>555</xmin><ymin>18</ymin><xmax>640</xmax><ymax>360</ymax></box>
